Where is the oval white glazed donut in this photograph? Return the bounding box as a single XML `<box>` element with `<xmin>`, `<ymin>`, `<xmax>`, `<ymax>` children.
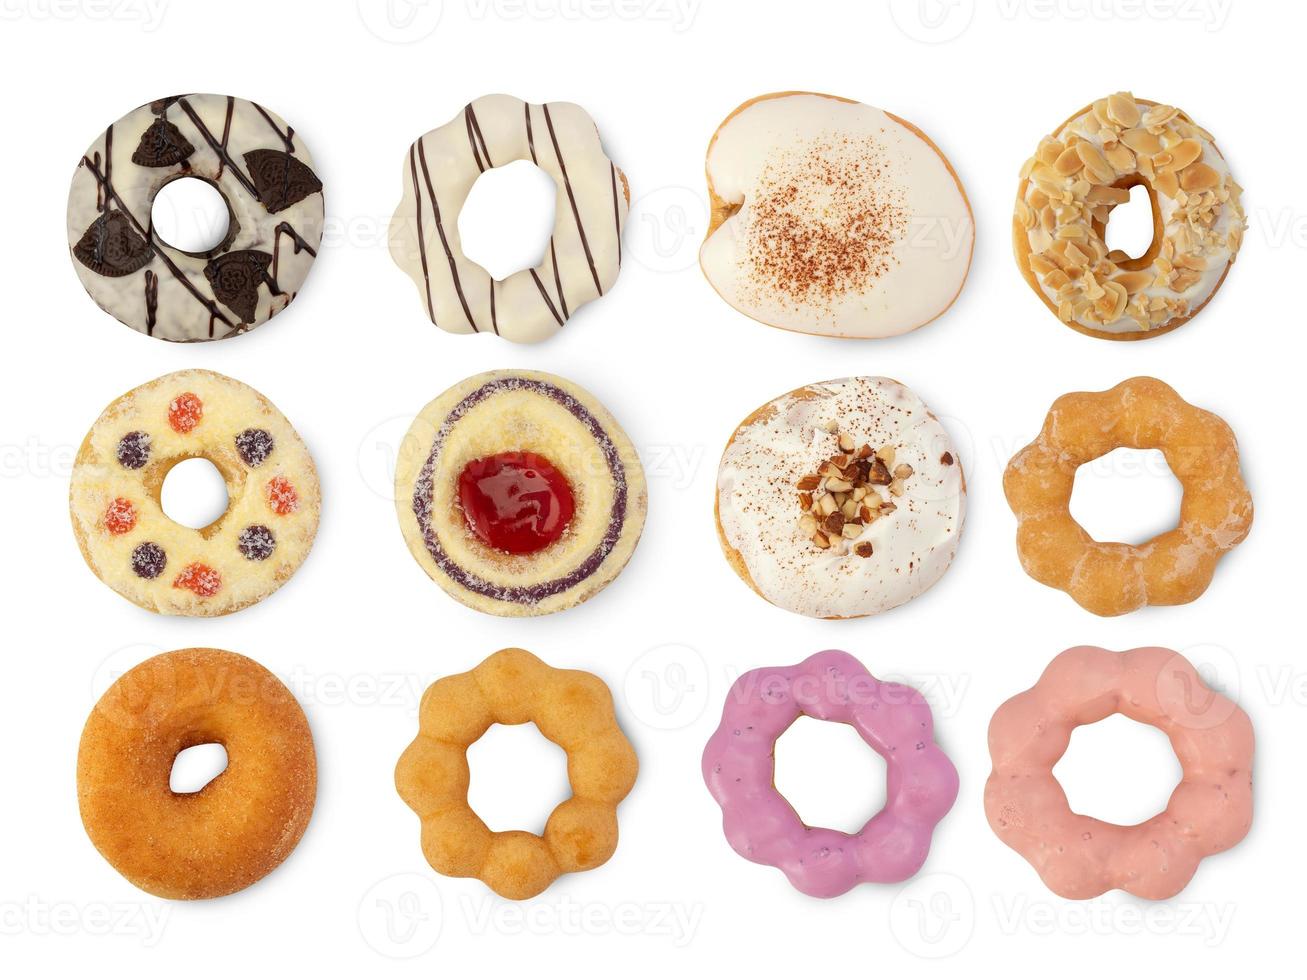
<box><xmin>388</xmin><ymin>94</ymin><xmax>628</xmax><ymax>344</ymax></box>
<box><xmin>67</xmin><ymin>94</ymin><xmax>324</xmax><ymax>343</ymax></box>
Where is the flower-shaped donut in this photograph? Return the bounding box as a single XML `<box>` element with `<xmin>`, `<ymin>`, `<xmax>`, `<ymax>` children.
<box><xmin>1004</xmin><ymin>377</ymin><xmax>1252</xmax><ymax>616</ymax></box>
<box><xmin>395</xmin><ymin>648</ymin><xmax>637</xmax><ymax>900</ymax></box>
<box><xmin>702</xmin><ymin>650</ymin><xmax>957</xmax><ymax>897</ymax></box>
<box><xmin>985</xmin><ymin>646</ymin><xmax>1254</xmax><ymax>900</ymax></box>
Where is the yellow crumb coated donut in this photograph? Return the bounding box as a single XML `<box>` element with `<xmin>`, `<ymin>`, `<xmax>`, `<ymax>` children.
<box><xmin>77</xmin><ymin>648</ymin><xmax>317</xmax><ymax>899</ymax></box>
<box><xmin>395</xmin><ymin>648</ymin><xmax>637</xmax><ymax>900</ymax></box>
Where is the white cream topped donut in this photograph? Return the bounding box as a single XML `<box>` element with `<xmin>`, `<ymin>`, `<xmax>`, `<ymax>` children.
<box><xmin>700</xmin><ymin>92</ymin><xmax>973</xmax><ymax>339</ymax></box>
<box><xmin>716</xmin><ymin>377</ymin><xmax>965</xmax><ymax>619</ymax></box>
<box><xmin>67</xmin><ymin>94</ymin><xmax>324</xmax><ymax>342</ymax></box>
<box><xmin>389</xmin><ymin>94</ymin><xmax>628</xmax><ymax>344</ymax></box>
<box><xmin>1014</xmin><ymin>93</ymin><xmax>1244</xmax><ymax>339</ymax></box>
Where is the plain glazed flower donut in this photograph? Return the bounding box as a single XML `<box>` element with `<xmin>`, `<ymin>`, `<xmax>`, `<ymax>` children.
<box><xmin>1014</xmin><ymin>92</ymin><xmax>1244</xmax><ymax>340</ymax></box>
<box><xmin>702</xmin><ymin>650</ymin><xmax>957</xmax><ymax>897</ymax></box>
<box><xmin>389</xmin><ymin>94</ymin><xmax>628</xmax><ymax>344</ymax></box>
<box><xmin>985</xmin><ymin>646</ymin><xmax>1253</xmax><ymax>900</ymax></box>
<box><xmin>69</xmin><ymin>369</ymin><xmax>320</xmax><ymax>616</ymax></box>
<box><xmin>67</xmin><ymin>94</ymin><xmax>323</xmax><ymax>342</ymax></box>
<box><xmin>77</xmin><ymin>648</ymin><xmax>317</xmax><ymax>899</ymax></box>
<box><xmin>1003</xmin><ymin>377</ymin><xmax>1251</xmax><ymax>616</ymax></box>
<box><xmin>395</xmin><ymin>648</ymin><xmax>637</xmax><ymax>900</ymax></box>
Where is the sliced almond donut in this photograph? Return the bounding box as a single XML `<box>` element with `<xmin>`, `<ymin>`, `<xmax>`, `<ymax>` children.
<box><xmin>394</xmin><ymin>370</ymin><xmax>646</xmax><ymax>616</ymax></box>
<box><xmin>701</xmin><ymin>92</ymin><xmax>973</xmax><ymax>339</ymax></box>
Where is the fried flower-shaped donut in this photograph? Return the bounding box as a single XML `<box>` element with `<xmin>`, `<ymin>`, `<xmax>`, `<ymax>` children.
<box><xmin>985</xmin><ymin>646</ymin><xmax>1254</xmax><ymax>900</ymax></box>
<box><xmin>395</xmin><ymin>648</ymin><xmax>637</xmax><ymax>900</ymax></box>
<box><xmin>1003</xmin><ymin>377</ymin><xmax>1252</xmax><ymax>616</ymax></box>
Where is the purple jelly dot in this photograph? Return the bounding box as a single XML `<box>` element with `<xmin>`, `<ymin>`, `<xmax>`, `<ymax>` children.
<box><xmin>130</xmin><ymin>542</ymin><xmax>166</xmax><ymax>579</ymax></box>
<box><xmin>116</xmin><ymin>431</ymin><xmax>151</xmax><ymax>469</ymax></box>
<box><xmin>237</xmin><ymin>524</ymin><xmax>276</xmax><ymax>561</ymax></box>
<box><xmin>235</xmin><ymin>428</ymin><xmax>275</xmax><ymax>467</ymax></box>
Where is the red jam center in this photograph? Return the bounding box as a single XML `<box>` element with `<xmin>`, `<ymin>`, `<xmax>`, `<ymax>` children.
<box><xmin>457</xmin><ymin>451</ymin><xmax>575</xmax><ymax>555</ymax></box>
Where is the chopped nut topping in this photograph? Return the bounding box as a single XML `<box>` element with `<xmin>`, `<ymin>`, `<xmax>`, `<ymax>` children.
<box><xmin>794</xmin><ymin>434</ymin><xmax>913</xmax><ymax>558</ymax></box>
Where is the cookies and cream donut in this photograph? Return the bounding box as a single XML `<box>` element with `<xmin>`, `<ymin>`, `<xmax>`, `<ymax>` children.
<box><xmin>70</xmin><ymin>370</ymin><xmax>320</xmax><ymax>616</ymax></box>
<box><xmin>389</xmin><ymin>95</ymin><xmax>628</xmax><ymax>344</ymax></box>
<box><xmin>700</xmin><ymin>92</ymin><xmax>973</xmax><ymax>339</ymax></box>
<box><xmin>78</xmin><ymin>648</ymin><xmax>316</xmax><ymax>900</ymax></box>
<box><xmin>394</xmin><ymin>370</ymin><xmax>646</xmax><ymax>617</ymax></box>
<box><xmin>716</xmin><ymin>377</ymin><xmax>964</xmax><ymax>619</ymax></box>
<box><xmin>1014</xmin><ymin>93</ymin><xmax>1244</xmax><ymax>340</ymax></box>
<box><xmin>67</xmin><ymin>93</ymin><xmax>323</xmax><ymax>342</ymax></box>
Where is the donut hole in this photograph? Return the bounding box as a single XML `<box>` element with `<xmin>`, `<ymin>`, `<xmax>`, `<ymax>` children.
<box><xmin>1053</xmin><ymin>716</ymin><xmax>1181</xmax><ymax>826</ymax></box>
<box><xmin>161</xmin><ymin>457</ymin><xmax>230</xmax><ymax>531</ymax></box>
<box><xmin>170</xmin><ymin>742</ymin><xmax>228</xmax><ymax>794</ymax></box>
<box><xmin>151</xmin><ymin>177</ymin><xmax>233</xmax><ymax>255</ymax></box>
<box><xmin>773</xmin><ymin>717</ymin><xmax>886</xmax><ymax>834</ymax></box>
<box><xmin>458</xmin><ymin>160</ymin><xmax>557</xmax><ymax>281</ymax></box>
<box><xmin>466</xmin><ymin>722</ymin><xmax>569</xmax><ymax>834</ymax></box>
<box><xmin>1070</xmin><ymin>448</ymin><xmax>1181</xmax><ymax>546</ymax></box>
<box><xmin>1102</xmin><ymin>183</ymin><xmax>1155</xmax><ymax>262</ymax></box>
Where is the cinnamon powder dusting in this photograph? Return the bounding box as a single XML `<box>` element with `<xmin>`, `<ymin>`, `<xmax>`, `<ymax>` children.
<box><xmin>742</xmin><ymin>134</ymin><xmax>906</xmax><ymax>310</ymax></box>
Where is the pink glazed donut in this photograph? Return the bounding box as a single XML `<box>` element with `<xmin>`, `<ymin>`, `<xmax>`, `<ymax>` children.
<box><xmin>985</xmin><ymin>646</ymin><xmax>1254</xmax><ymax>900</ymax></box>
<box><xmin>702</xmin><ymin>649</ymin><xmax>957</xmax><ymax>897</ymax></box>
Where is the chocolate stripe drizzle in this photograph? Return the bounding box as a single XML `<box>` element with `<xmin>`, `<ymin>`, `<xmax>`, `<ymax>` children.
<box><xmin>407</xmin><ymin>144</ymin><xmax>436</xmax><ymax>322</ymax></box>
<box><xmin>549</xmin><ymin>238</ymin><xmax>569</xmax><ymax>320</ymax></box>
<box><xmin>488</xmin><ymin>274</ymin><xmax>500</xmax><ymax>335</ymax></box>
<box><xmin>417</xmin><ymin>138</ymin><xmax>480</xmax><ymax>332</ymax></box>
<box><xmin>524</xmin><ymin>102</ymin><xmax>538</xmax><ymax>164</ymax></box>
<box><xmin>465</xmin><ymin>103</ymin><xmax>493</xmax><ymax>173</ymax></box>
<box><xmin>610</xmin><ymin>163</ymin><xmax>622</xmax><ymax>267</ymax></box>
<box><xmin>543</xmin><ymin>103</ymin><xmax>603</xmax><ymax>296</ymax></box>
<box><xmin>178</xmin><ymin>98</ymin><xmax>257</xmax><ymax>197</ymax></box>
<box><xmin>215</xmin><ymin>96</ymin><xmax>234</xmax><ymax>179</ymax></box>
<box><xmin>528</xmin><ymin>269</ymin><xmax>565</xmax><ymax>326</ymax></box>
<box><xmin>411</xmin><ymin>376</ymin><xmax>628</xmax><ymax>604</ymax></box>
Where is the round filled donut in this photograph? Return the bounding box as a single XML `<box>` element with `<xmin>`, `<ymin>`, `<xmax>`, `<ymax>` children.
<box><xmin>700</xmin><ymin>92</ymin><xmax>973</xmax><ymax>339</ymax></box>
<box><xmin>389</xmin><ymin>94</ymin><xmax>628</xmax><ymax>344</ymax></box>
<box><xmin>1014</xmin><ymin>92</ymin><xmax>1244</xmax><ymax>340</ymax></box>
<box><xmin>394</xmin><ymin>370</ymin><xmax>646</xmax><ymax>616</ymax></box>
<box><xmin>68</xmin><ymin>93</ymin><xmax>324</xmax><ymax>342</ymax></box>
<box><xmin>70</xmin><ymin>369</ymin><xmax>320</xmax><ymax>616</ymax></box>
<box><xmin>78</xmin><ymin>648</ymin><xmax>317</xmax><ymax>900</ymax></box>
<box><xmin>716</xmin><ymin>377</ymin><xmax>965</xmax><ymax>619</ymax></box>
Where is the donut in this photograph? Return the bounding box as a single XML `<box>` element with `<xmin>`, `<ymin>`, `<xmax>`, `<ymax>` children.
<box><xmin>67</xmin><ymin>94</ymin><xmax>323</xmax><ymax>342</ymax></box>
<box><xmin>393</xmin><ymin>370</ymin><xmax>646</xmax><ymax>617</ymax></box>
<box><xmin>985</xmin><ymin>646</ymin><xmax>1254</xmax><ymax>900</ymax></box>
<box><xmin>78</xmin><ymin>648</ymin><xmax>317</xmax><ymax>899</ymax></box>
<box><xmin>1003</xmin><ymin>377</ymin><xmax>1252</xmax><ymax>616</ymax></box>
<box><xmin>395</xmin><ymin>648</ymin><xmax>638</xmax><ymax>900</ymax></box>
<box><xmin>1013</xmin><ymin>92</ymin><xmax>1244</xmax><ymax>340</ymax></box>
<box><xmin>702</xmin><ymin>649</ymin><xmax>957</xmax><ymax>897</ymax></box>
<box><xmin>69</xmin><ymin>369</ymin><xmax>320</xmax><ymax>616</ymax></box>
<box><xmin>700</xmin><ymin>92</ymin><xmax>973</xmax><ymax>339</ymax></box>
<box><xmin>388</xmin><ymin>95</ymin><xmax>628</xmax><ymax>343</ymax></box>
<box><xmin>715</xmin><ymin>377</ymin><xmax>965</xmax><ymax>619</ymax></box>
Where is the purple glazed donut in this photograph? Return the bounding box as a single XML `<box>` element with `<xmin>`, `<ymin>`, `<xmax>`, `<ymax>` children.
<box><xmin>702</xmin><ymin>649</ymin><xmax>958</xmax><ymax>897</ymax></box>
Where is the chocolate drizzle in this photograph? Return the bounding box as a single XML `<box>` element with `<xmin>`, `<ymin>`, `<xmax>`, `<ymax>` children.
<box><xmin>414</xmin><ymin>137</ymin><xmax>479</xmax><ymax>332</ymax></box>
<box><xmin>543</xmin><ymin>103</ymin><xmax>603</xmax><ymax>297</ymax></box>
<box><xmin>465</xmin><ymin>103</ymin><xmax>493</xmax><ymax>172</ymax></box>
<box><xmin>177</xmin><ymin>97</ymin><xmax>257</xmax><ymax>197</ymax></box>
<box><xmin>143</xmin><ymin>270</ymin><xmax>158</xmax><ymax>334</ymax></box>
<box><xmin>411</xmin><ymin>377</ymin><xmax>628</xmax><ymax>604</ymax></box>
<box><xmin>272</xmin><ymin>221</ymin><xmax>317</xmax><ymax>280</ymax></box>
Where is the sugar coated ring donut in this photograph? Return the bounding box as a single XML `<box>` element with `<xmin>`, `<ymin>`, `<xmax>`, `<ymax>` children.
<box><xmin>1014</xmin><ymin>93</ymin><xmax>1244</xmax><ymax>340</ymax></box>
<box><xmin>389</xmin><ymin>94</ymin><xmax>628</xmax><ymax>344</ymax></box>
<box><xmin>395</xmin><ymin>648</ymin><xmax>638</xmax><ymax>900</ymax></box>
<box><xmin>985</xmin><ymin>646</ymin><xmax>1253</xmax><ymax>900</ymax></box>
<box><xmin>1003</xmin><ymin>377</ymin><xmax>1251</xmax><ymax>616</ymax></box>
<box><xmin>78</xmin><ymin>648</ymin><xmax>317</xmax><ymax>899</ymax></box>
<box><xmin>394</xmin><ymin>370</ymin><xmax>646</xmax><ymax>617</ymax></box>
<box><xmin>70</xmin><ymin>369</ymin><xmax>320</xmax><ymax>616</ymax></box>
<box><xmin>700</xmin><ymin>91</ymin><xmax>973</xmax><ymax>339</ymax></box>
<box><xmin>702</xmin><ymin>650</ymin><xmax>957</xmax><ymax>897</ymax></box>
<box><xmin>68</xmin><ymin>94</ymin><xmax>323</xmax><ymax>342</ymax></box>
<box><xmin>716</xmin><ymin>377</ymin><xmax>965</xmax><ymax>619</ymax></box>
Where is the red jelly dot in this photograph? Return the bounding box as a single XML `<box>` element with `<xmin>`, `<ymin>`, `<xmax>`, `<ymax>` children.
<box><xmin>168</xmin><ymin>392</ymin><xmax>204</xmax><ymax>434</ymax></box>
<box><xmin>173</xmin><ymin>562</ymin><xmax>221</xmax><ymax>597</ymax></box>
<box><xmin>267</xmin><ymin>476</ymin><xmax>299</xmax><ymax>515</ymax></box>
<box><xmin>104</xmin><ymin>497</ymin><xmax>138</xmax><ymax>535</ymax></box>
<box><xmin>457</xmin><ymin>451</ymin><xmax>575</xmax><ymax>555</ymax></box>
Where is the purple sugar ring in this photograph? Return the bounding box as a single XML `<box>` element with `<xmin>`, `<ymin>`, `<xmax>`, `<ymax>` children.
<box><xmin>702</xmin><ymin>649</ymin><xmax>958</xmax><ymax>897</ymax></box>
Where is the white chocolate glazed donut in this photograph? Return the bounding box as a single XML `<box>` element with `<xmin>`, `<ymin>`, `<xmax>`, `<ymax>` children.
<box><xmin>1014</xmin><ymin>93</ymin><xmax>1245</xmax><ymax>340</ymax></box>
<box><xmin>716</xmin><ymin>377</ymin><xmax>965</xmax><ymax>619</ymax></box>
<box><xmin>389</xmin><ymin>95</ymin><xmax>628</xmax><ymax>344</ymax></box>
<box><xmin>67</xmin><ymin>94</ymin><xmax>324</xmax><ymax>342</ymax></box>
<box><xmin>700</xmin><ymin>92</ymin><xmax>974</xmax><ymax>339</ymax></box>
<box><xmin>70</xmin><ymin>370</ymin><xmax>320</xmax><ymax>616</ymax></box>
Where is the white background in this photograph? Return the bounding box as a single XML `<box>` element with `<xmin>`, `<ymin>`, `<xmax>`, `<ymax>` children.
<box><xmin>0</xmin><ymin>0</ymin><xmax>1300</xmax><ymax>975</ymax></box>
